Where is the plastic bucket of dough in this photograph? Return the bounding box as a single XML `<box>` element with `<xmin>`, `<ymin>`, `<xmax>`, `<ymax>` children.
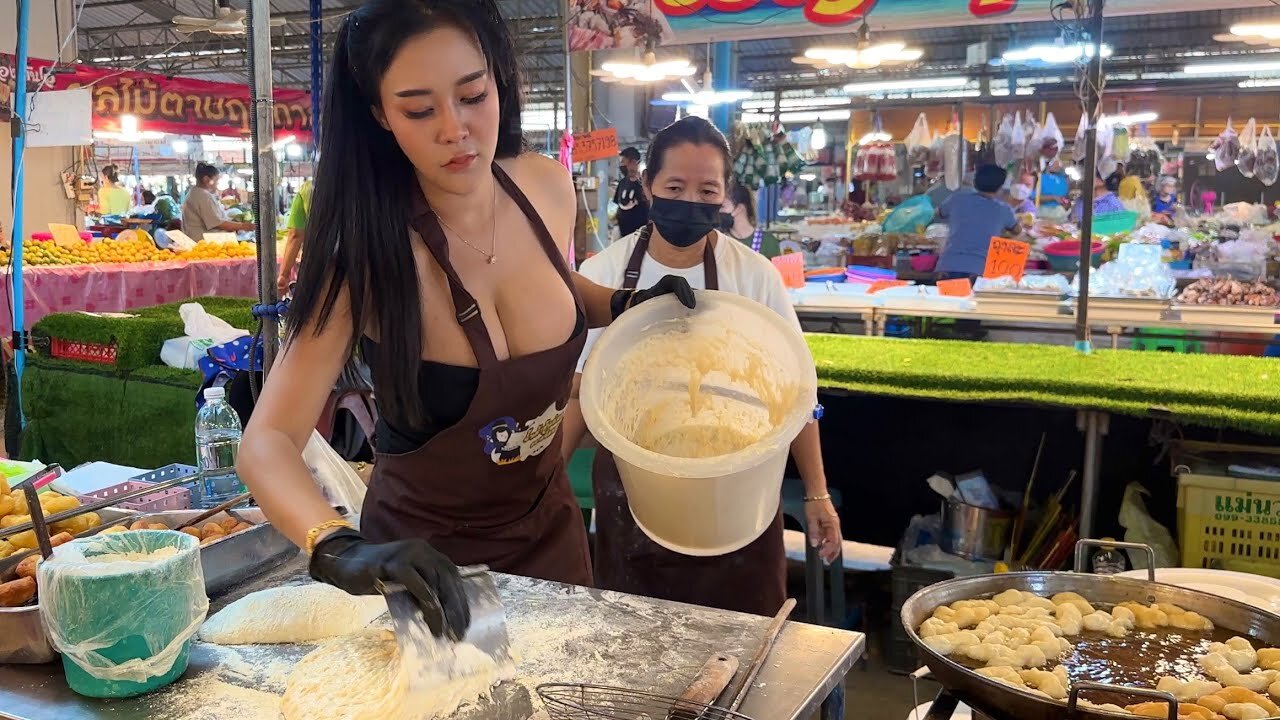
<box><xmin>581</xmin><ymin>289</ymin><xmax>818</xmax><ymax>556</ymax></box>
<box><xmin>38</xmin><ymin>530</ymin><xmax>208</xmax><ymax>698</ymax></box>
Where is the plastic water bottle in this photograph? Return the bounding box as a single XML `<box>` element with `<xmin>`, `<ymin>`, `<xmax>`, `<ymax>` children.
<box><xmin>1091</xmin><ymin>537</ymin><xmax>1126</xmax><ymax>575</ymax></box>
<box><xmin>195</xmin><ymin>387</ymin><xmax>245</xmax><ymax>505</ymax></box>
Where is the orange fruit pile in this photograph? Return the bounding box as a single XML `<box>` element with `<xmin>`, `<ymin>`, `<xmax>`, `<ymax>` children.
<box><xmin>176</xmin><ymin>241</ymin><xmax>257</xmax><ymax>261</ymax></box>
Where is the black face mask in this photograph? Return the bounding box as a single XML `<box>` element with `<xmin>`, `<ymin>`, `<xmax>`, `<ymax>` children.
<box><xmin>718</xmin><ymin>212</ymin><xmax>735</xmax><ymax>233</ymax></box>
<box><xmin>649</xmin><ymin>197</ymin><xmax>720</xmax><ymax>248</ymax></box>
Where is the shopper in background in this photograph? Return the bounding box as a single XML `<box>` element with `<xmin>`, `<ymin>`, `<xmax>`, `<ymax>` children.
<box><xmin>97</xmin><ymin>165</ymin><xmax>131</xmax><ymax>216</ymax></box>
<box><xmin>562</xmin><ymin>116</ymin><xmax>841</xmax><ymax>617</ymax></box>
<box><xmin>1151</xmin><ymin>176</ymin><xmax>1180</xmax><ymax>224</ymax></box>
<box><xmin>182</xmin><ymin>162</ymin><xmax>255</xmax><ymax>241</ymax></box>
<box><xmin>1037</xmin><ymin>161</ymin><xmax>1069</xmax><ymax>209</ymax></box>
<box><xmin>614</xmin><ymin>146</ymin><xmax>648</xmax><ymax>238</ymax></box>
<box><xmin>278</xmin><ymin>179</ymin><xmax>312</xmax><ymax>296</ymax></box>
<box><xmin>1008</xmin><ymin>183</ymin><xmax>1037</xmax><ymax>216</ymax></box>
<box><xmin>720</xmin><ymin>181</ymin><xmax>780</xmax><ymax>259</ymax></box>
<box><xmin>1073</xmin><ymin>172</ymin><xmax>1125</xmax><ymax>222</ymax></box>
<box><xmin>1112</xmin><ymin>162</ymin><xmax>1149</xmax><ymax>207</ymax></box>
<box><xmin>935</xmin><ymin>164</ymin><xmax>1021</xmax><ymax>280</ymax></box>
<box><xmin>238</xmin><ymin>0</ymin><xmax>694</xmax><ymax>638</ymax></box>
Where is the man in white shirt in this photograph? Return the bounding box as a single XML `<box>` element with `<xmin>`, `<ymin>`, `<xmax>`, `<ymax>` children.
<box><xmin>181</xmin><ymin>162</ymin><xmax>254</xmax><ymax>241</ymax></box>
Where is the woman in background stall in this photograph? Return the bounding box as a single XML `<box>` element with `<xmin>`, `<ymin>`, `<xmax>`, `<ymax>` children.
<box><xmin>720</xmin><ymin>182</ymin><xmax>780</xmax><ymax>259</ymax></box>
<box><xmin>561</xmin><ymin>116</ymin><xmax>842</xmax><ymax>618</ymax></box>
<box><xmin>97</xmin><ymin>165</ymin><xmax>131</xmax><ymax>216</ymax></box>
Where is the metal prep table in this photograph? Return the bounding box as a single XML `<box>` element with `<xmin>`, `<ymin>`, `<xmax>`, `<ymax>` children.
<box><xmin>0</xmin><ymin>556</ymin><xmax>864</xmax><ymax>720</ymax></box>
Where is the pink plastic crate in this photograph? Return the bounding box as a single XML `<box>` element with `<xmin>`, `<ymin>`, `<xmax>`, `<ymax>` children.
<box><xmin>77</xmin><ymin>480</ymin><xmax>191</xmax><ymax>512</ymax></box>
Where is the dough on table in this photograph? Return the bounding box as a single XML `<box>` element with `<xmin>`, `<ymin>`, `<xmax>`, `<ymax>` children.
<box><xmin>199</xmin><ymin>583</ymin><xmax>388</xmax><ymax>645</ymax></box>
<box><xmin>281</xmin><ymin>629</ymin><xmax>513</xmax><ymax>720</ymax></box>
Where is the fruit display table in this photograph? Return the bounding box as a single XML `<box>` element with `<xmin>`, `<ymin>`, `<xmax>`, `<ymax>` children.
<box><xmin>0</xmin><ymin>258</ymin><xmax>257</xmax><ymax>338</ymax></box>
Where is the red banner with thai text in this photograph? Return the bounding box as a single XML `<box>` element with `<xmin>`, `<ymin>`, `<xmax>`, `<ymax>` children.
<box><xmin>0</xmin><ymin>53</ymin><xmax>312</xmax><ymax>142</ymax></box>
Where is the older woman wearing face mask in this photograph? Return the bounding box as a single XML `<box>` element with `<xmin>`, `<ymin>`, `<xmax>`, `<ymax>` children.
<box><xmin>561</xmin><ymin>116</ymin><xmax>842</xmax><ymax>618</ymax></box>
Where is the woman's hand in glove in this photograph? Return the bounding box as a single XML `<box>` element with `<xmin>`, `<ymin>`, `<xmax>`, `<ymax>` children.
<box><xmin>610</xmin><ymin>275</ymin><xmax>697</xmax><ymax>319</ymax></box>
<box><xmin>309</xmin><ymin>528</ymin><xmax>469</xmax><ymax>638</ymax></box>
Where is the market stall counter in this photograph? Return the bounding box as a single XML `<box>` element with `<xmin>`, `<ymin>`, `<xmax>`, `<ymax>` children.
<box><xmin>0</xmin><ymin>556</ymin><xmax>864</xmax><ymax>720</ymax></box>
<box><xmin>0</xmin><ymin>258</ymin><xmax>257</xmax><ymax>338</ymax></box>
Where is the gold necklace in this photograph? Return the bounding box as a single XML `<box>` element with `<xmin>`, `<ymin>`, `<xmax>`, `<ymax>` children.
<box><xmin>435</xmin><ymin>179</ymin><xmax>498</xmax><ymax>264</ymax></box>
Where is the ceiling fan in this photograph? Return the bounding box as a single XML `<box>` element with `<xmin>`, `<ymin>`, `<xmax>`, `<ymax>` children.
<box><xmin>172</xmin><ymin>0</ymin><xmax>287</xmax><ymax>36</ymax></box>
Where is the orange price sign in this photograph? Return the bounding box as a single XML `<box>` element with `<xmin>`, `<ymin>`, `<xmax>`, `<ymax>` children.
<box><xmin>982</xmin><ymin>237</ymin><xmax>1031</xmax><ymax>281</ymax></box>
<box><xmin>937</xmin><ymin>278</ymin><xmax>973</xmax><ymax>297</ymax></box>
<box><xmin>572</xmin><ymin>128</ymin><xmax>619</xmax><ymax>163</ymax></box>
<box><xmin>867</xmin><ymin>280</ymin><xmax>909</xmax><ymax>294</ymax></box>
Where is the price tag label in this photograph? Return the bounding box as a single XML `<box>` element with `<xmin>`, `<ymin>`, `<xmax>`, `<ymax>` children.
<box><xmin>982</xmin><ymin>237</ymin><xmax>1031</xmax><ymax>281</ymax></box>
<box><xmin>572</xmin><ymin>128</ymin><xmax>619</xmax><ymax>163</ymax></box>
<box><xmin>867</xmin><ymin>280</ymin><xmax>909</xmax><ymax>294</ymax></box>
<box><xmin>937</xmin><ymin>278</ymin><xmax>973</xmax><ymax>297</ymax></box>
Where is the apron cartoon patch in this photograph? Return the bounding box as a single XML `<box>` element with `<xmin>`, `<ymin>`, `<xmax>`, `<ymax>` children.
<box><xmin>478</xmin><ymin>401</ymin><xmax>565</xmax><ymax>466</ymax></box>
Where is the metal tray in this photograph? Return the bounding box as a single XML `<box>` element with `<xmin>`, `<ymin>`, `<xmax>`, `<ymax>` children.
<box><xmin>0</xmin><ymin>508</ymin><xmax>297</xmax><ymax>665</ymax></box>
<box><xmin>975</xmin><ymin>290</ymin><xmax>1071</xmax><ymax>317</ymax></box>
<box><xmin>1174</xmin><ymin>303</ymin><xmax>1280</xmax><ymax>329</ymax></box>
<box><xmin>84</xmin><ymin>508</ymin><xmax>299</xmax><ymax>596</ymax></box>
<box><xmin>0</xmin><ymin>507</ymin><xmax>136</xmax><ymax>664</ymax></box>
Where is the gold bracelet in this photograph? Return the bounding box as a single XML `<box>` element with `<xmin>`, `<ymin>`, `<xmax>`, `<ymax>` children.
<box><xmin>305</xmin><ymin>519</ymin><xmax>354</xmax><ymax>555</ymax></box>
<box><xmin>803</xmin><ymin>493</ymin><xmax>832</xmax><ymax>503</ymax></box>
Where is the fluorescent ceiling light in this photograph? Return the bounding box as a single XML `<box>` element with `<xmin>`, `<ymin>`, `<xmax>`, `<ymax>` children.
<box><xmin>170</xmin><ymin>139</ymin><xmax>189</xmax><ymax>154</ymax></box>
<box><xmin>1231</xmin><ymin>23</ymin><xmax>1280</xmax><ymax>39</ymax></box>
<box><xmin>1102</xmin><ymin>111</ymin><xmax>1158</xmax><ymax>125</ymax></box>
<box><xmin>740</xmin><ymin>109</ymin><xmax>851</xmax><ymax>124</ymax></box>
<box><xmin>285</xmin><ymin>143</ymin><xmax>303</xmax><ymax>159</ymax></box>
<box><xmin>740</xmin><ymin>96</ymin><xmax>851</xmax><ymax>111</ymax></box>
<box><xmin>810</xmin><ymin>123</ymin><xmax>828</xmax><ymax>151</ymax></box>
<box><xmin>794</xmin><ymin>42</ymin><xmax>923</xmax><ymax>70</ymax></box>
<box><xmin>95</xmin><ymin>114</ymin><xmax>164</xmax><ymax>142</ymax></box>
<box><xmin>1239</xmin><ymin>77</ymin><xmax>1280</xmax><ymax>87</ymax></box>
<box><xmin>593</xmin><ymin>52</ymin><xmax>696</xmax><ymax>85</ymax></box>
<box><xmin>1001</xmin><ymin>42</ymin><xmax>1112</xmax><ymax>64</ymax></box>
<box><xmin>1183</xmin><ymin>60</ymin><xmax>1280</xmax><ymax>74</ymax></box>
<box><xmin>844</xmin><ymin>77</ymin><xmax>969</xmax><ymax>94</ymax></box>
<box><xmin>798</xmin><ymin>173</ymin><xmax>817</xmax><ymax>181</ymax></box>
<box><xmin>661</xmin><ymin>89</ymin><xmax>752</xmax><ymax>106</ymax></box>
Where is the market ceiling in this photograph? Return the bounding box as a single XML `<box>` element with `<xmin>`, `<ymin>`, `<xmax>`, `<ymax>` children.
<box><xmin>72</xmin><ymin>2</ymin><xmax>1280</xmax><ymax>100</ymax></box>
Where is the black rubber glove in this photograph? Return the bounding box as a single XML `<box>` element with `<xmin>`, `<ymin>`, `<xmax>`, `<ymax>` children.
<box><xmin>610</xmin><ymin>274</ymin><xmax>697</xmax><ymax>319</ymax></box>
<box><xmin>309</xmin><ymin>528</ymin><xmax>470</xmax><ymax>639</ymax></box>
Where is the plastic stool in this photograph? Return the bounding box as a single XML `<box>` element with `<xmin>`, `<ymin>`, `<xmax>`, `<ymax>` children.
<box><xmin>780</xmin><ymin>477</ymin><xmax>846</xmax><ymax>628</ymax></box>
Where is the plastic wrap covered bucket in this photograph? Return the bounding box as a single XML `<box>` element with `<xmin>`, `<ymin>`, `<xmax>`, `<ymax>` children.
<box><xmin>39</xmin><ymin>530</ymin><xmax>207</xmax><ymax>698</ymax></box>
<box><xmin>580</xmin><ymin>290</ymin><xmax>818</xmax><ymax>556</ymax></box>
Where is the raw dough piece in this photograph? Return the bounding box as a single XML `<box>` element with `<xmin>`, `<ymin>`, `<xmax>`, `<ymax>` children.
<box><xmin>1155</xmin><ymin>675</ymin><xmax>1222</xmax><ymax>701</ymax></box>
<box><xmin>281</xmin><ymin>629</ymin><xmax>511</xmax><ymax>720</ymax></box>
<box><xmin>200</xmin><ymin>583</ymin><xmax>387</xmax><ymax>645</ymax></box>
<box><xmin>1209</xmin><ymin>636</ymin><xmax>1258</xmax><ymax>672</ymax></box>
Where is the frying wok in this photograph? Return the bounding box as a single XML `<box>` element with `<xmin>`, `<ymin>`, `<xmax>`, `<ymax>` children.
<box><xmin>901</xmin><ymin>568</ymin><xmax>1280</xmax><ymax>720</ymax></box>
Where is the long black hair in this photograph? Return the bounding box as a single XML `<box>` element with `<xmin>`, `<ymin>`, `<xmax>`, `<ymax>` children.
<box><xmin>288</xmin><ymin>0</ymin><xmax>524</xmax><ymax>428</ymax></box>
<box><xmin>643</xmin><ymin>116</ymin><xmax>732</xmax><ymax>189</ymax></box>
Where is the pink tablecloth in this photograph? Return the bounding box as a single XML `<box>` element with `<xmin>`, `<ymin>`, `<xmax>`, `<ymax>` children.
<box><xmin>0</xmin><ymin>258</ymin><xmax>258</xmax><ymax>336</ymax></box>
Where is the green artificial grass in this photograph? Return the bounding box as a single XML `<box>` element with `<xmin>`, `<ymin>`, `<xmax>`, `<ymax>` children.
<box><xmin>19</xmin><ymin>355</ymin><xmax>201</xmax><ymax>468</ymax></box>
<box><xmin>31</xmin><ymin>296</ymin><xmax>256</xmax><ymax>374</ymax></box>
<box><xmin>807</xmin><ymin>335</ymin><xmax>1280</xmax><ymax>435</ymax></box>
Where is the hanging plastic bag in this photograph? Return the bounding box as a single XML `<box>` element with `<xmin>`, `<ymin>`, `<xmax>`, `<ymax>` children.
<box><xmin>1235</xmin><ymin>118</ymin><xmax>1258</xmax><ymax>178</ymax></box>
<box><xmin>1256</xmin><ymin>125</ymin><xmax>1279</xmax><ymax>186</ymax></box>
<box><xmin>1040</xmin><ymin>112</ymin><xmax>1064</xmax><ymax>161</ymax></box>
<box><xmin>873</xmin><ymin>141</ymin><xmax>899</xmax><ymax>182</ymax></box>
<box><xmin>1022</xmin><ymin>115</ymin><xmax>1041</xmax><ymax>167</ymax></box>
<box><xmin>303</xmin><ymin>429</ymin><xmax>368</xmax><ymax>514</ymax></box>
<box><xmin>1118</xmin><ymin>482</ymin><xmax>1178</xmax><ymax>569</ymax></box>
<box><xmin>1213</xmin><ymin>117</ymin><xmax>1240</xmax><ymax>172</ymax></box>
<box><xmin>883</xmin><ymin>195</ymin><xmax>934</xmax><ymax>234</ymax></box>
<box><xmin>1111</xmin><ymin>124</ymin><xmax>1129</xmax><ymax>162</ymax></box>
<box><xmin>994</xmin><ymin>113</ymin><xmax>1016</xmax><ymax>168</ymax></box>
<box><xmin>1009</xmin><ymin>111</ymin><xmax>1027</xmax><ymax>166</ymax></box>
<box><xmin>1073</xmin><ymin>112</ymin><xmax>1089</xmax><ymax>162</ymax></box>
<box><xmin>943</xmin><ymin>132</ymin><xmax>962</xmax><ymax>190</ymax></box>
<box><xmin>926</xmin><ymin>130</ymin><xmax>946</xmax><ymax>179</ymax></box>
<box><xmin>906</xmin><ymin>113</ymin><xmax>932</xmax><ymax>166</ymax></box>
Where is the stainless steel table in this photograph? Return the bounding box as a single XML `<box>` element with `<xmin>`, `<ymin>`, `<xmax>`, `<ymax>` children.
<box><xmin>0</xmin><ymin>557</ymin><xmax>863</xmax><ymax>720</ymax></box>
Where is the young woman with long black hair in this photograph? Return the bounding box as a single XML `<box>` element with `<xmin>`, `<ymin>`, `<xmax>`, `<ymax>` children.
<box><xmin>237</xmin><ymin>0</ymin><xmax>693</xmax><ymax>639</ymax></box>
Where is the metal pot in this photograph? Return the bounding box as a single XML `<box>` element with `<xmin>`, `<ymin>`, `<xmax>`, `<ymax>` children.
<box><xmin>940</xmin><ymin>499</ymin><xmax>1011</xmax><ymax>561</ymax></box>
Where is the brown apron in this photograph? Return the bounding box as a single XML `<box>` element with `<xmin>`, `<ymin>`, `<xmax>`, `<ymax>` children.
<box><xmin>361</xmin><ymin>164</ymin><xmax>592</xmax><ymax>587</ymax></box>
<box><xmin>591</xmin><ymin>226</ymin><xmax>786</xmax><ymax>616</ymax></box>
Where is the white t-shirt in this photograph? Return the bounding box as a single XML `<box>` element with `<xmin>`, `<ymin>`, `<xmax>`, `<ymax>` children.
<box><xmin>575</xmin><ymin>230</ymin><xmax>800</xmax><ymax>373</ymax></box>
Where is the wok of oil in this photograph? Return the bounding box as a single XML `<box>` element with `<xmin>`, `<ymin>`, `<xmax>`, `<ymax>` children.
<box><xmin>955</xmin><ymin>604</ymin><xmax>1248</xmax><ymax>706</ymax></box>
